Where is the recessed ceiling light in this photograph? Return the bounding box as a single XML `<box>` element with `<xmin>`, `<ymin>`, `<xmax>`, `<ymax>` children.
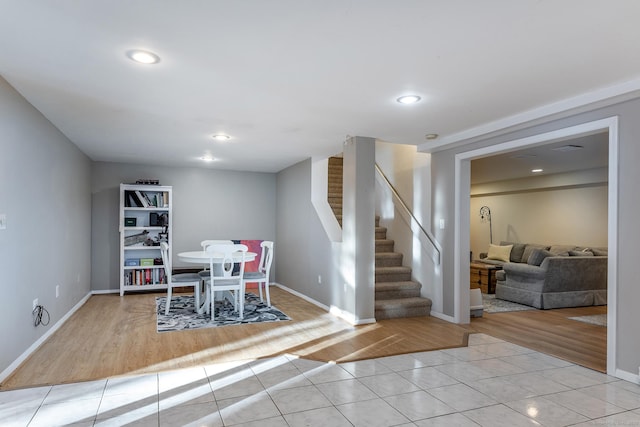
<box><xmin>396</xmin><ymin>95</ymin><xmax>421</xmax><ymax>104</ymax></box>
<box><xmin>425</xmin><ymin>133</ymin><xmax>439</xmax><ymax>140</ymax></box>
<box><xmin>212</xmin><ymin>134</ymin><xmax>231</xmax><ymax>141</ymax></box>
<box><xmin>531</xmin><ymin>168</ymin><xmax>543</xmax><ymax>173</ymax></box>
<box><xmin>201</xmin><ymin>155</ymin><xmax>216</xmax><ymax>162</ymax></box>
<box><xmin>126</xmin><ymin>49</ymin><xmax>160</xmax><ymax>64</ymax></box>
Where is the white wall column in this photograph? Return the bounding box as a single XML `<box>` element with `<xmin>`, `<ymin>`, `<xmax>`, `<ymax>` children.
<box><xmin>342</xmin><ymin>136</ymin><xmax>376</xmax><ymax>323</ymax></box>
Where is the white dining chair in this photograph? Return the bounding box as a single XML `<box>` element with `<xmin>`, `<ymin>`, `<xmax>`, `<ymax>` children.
<box><xmin>160</xmin><ymin>242</ymin><xmax>202</xmax><ymax>315</ymax></box>
<box><xmin>198</xmin><ymin>240</ymin><xmax>234</xmax><ymax>280</ymax></box>
<box><xmin>204</xmin><ymin>243</ymin><xmax>248</xmax><ymax>320</ymax></box>
<box><xmin>242</xmin><ymin>241</ymin><xmax>274</xmax><ymax>306</ymax></box>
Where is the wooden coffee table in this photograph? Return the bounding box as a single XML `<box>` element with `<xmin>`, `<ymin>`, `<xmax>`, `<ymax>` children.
<box><xmin>470</xmin><ymin>262</ymin><xmax>502</xmax><ymax>294</ymax></box>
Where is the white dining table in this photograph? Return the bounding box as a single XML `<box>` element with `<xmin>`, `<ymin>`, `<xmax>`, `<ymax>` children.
<box><xmin>177</xmin><ymin>250</ymin><xmax>257</xmax><ymax>314</ymax></box>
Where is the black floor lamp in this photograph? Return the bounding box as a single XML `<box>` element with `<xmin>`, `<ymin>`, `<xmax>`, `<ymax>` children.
<box><xmin>479</xmin><ymin>206</ymin><xmax>493</xmax><ymax>244</ymax></box>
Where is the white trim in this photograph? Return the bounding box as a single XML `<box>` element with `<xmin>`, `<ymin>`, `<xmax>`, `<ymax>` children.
<box><xmin>454</xmin><ymin>117</ymin><xmax>619</xmax><ymax>376</ymax></box>
<box><xmin>453</xmin><ymin>156</ymin><xmax>466</xmax><ymax>323</ymax></box>
<box><xmin>92</xmin><ymin>289</ymin><xmax>120</xmax><ymax>295</ymax></box>
<box><xmin>606</xmin><ymin>118</ymin><xmax>619</xmax><ymax>376</ymax></box>
<box><xmin>275</xmin><ymin>283</ymin><xmax>374</xmax><ymax>326</ymax></box>
<box><xmin>420</xmin><ymin>79</ymin><xmax>640</xmax><ymax>152</ymax></box>
<box><xmin>275</xmin><ymin>283</ymin><xmax>329</xmax><ymax>311</ymax></box>
<box><xmin>429</xmin><ymin>311</ymin><xmax>456</xmax><ymax>323</ymax></box>
<box><xmin>614</xmin><ymin>368</ymin><xmax>640</xmax><ymax>385</ymax></box>
<box><xmin>0</xmin><ymin>292</ymin><xmax>92</xmax><ymax>384</ymax></box>
<box><xmin>330</xmin><ymin>306</ymin><xmax>376</xmax><ymax>326</ymax></box>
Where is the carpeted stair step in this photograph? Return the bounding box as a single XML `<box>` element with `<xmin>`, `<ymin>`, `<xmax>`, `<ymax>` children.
<box><xmin>375</xmin><ymin>297</ymin><xmax>432</xmax><ymax>320</ymax></box>
<box><xmin>331</xmin><ymin>206</ymin><xmax>343</xmax><ymax>216</ymax></box>
<box><xmin>328</xmin><ymin>197</ymin><xmax>342</xmax><ymax>206</ymax></box>
<box><xmin>376</xmin><ymin>281</ymin><xmax>422</xmax><ymax>299</ymax></box>
<box><xmin>375</xmin><ymin>266</ymin><xmax>412</xmax><ymax>282</ymax></box>
<box><xmin>375</xmin><ymin>239</ymin><xmax>394</xmax><ymax>253</ymax></box>
<box><xmin>375</xmin><ymin>252</ymin><xmax>403</xmax><ymax>267</ymax></box>
<box><xmin>375</xmin><ymin>226</ymin><xmax>387</xmax><ymax>239</ymax></box>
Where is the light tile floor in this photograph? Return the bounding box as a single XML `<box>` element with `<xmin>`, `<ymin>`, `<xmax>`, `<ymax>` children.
<box><xmin>2</xmin><ymin>334</ymin><xmax>640</xmax><ymax>426</ymax></box>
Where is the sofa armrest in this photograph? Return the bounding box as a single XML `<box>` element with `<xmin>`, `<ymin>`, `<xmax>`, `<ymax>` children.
<box><xmin>541</xmin><ymin>256</ymin><xmax>608</xmax><ymax>292</ymax></box>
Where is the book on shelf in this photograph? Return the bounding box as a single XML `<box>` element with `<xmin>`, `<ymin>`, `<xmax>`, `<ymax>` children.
<box><xmin>124</xmin><ymin>267</ymin><xmax>166</xmax><ymax>286</ymax></box>
<box><xmin>135</xmin><ymin>190</ymin><xmax>150</xmax><ymax>208</ymax></box>
<box><xmin>125</xmin><ymin>191</ymin><xmax>142</xmax><ymax>207</ymax></box>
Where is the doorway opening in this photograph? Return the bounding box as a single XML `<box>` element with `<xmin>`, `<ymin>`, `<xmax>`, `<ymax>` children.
<box><xmin>454</xmin><ymin>117</ymin><xmax>618</xmax><ymax>375</ymax></box>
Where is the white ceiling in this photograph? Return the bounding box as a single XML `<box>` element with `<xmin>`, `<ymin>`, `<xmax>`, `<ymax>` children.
<box><xmin>471</xmin><ymin>131</ymin><xmax>609</xmax><ymax>184</ymax></box>
<box><xmin>1</xmin><ymin>1</ymin><xmax>639</xmax><ymax>173</ymax></box>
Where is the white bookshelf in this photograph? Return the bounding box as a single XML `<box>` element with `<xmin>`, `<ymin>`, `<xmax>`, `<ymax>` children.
<box><xmin>119</xmin><ymin>183</ymin><xmax>173</xmax><ymax>296</ymax></box>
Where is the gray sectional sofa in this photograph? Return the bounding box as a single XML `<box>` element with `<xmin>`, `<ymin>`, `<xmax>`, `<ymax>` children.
<box><xmin>480</xmin><ymin>242</ymin><xmax>608</xmax><ymax>309</ymax></box>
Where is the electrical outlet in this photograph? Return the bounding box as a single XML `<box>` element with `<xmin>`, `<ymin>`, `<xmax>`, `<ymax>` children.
<box><xmin>318</xmin><ymin>275</ymin><xmax>322</xmax><ymax>284</ymax></box>
<box><xmin>56</xmin><ymin>285</ymin><xmax>60</xmax><ymax>298</ymax></box>
<box><xmin>33</xmin><ymin>298</ymin><xmax>38</xmax><ymax>310</ymax></box>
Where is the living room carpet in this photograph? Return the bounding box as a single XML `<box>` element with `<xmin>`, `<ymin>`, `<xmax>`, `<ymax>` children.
<box><xmin>482</xmin><ymin>293</ymin><xmax>536</xmax><ymax>313</ymax></box>
<box><xmin>156</xmin><ymin>293</ymin><xmax>290</xmax><ymax>332</ymax></box>
<box><xmin>568</xmin><ymin>314</ymin><xmax>607</xmax><ymax>327</ymax></box>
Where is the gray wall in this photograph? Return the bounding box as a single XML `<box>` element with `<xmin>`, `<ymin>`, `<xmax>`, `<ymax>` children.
<box><xmin>91</xmin><ymin>162</ymin><xmax>276</xmax><ymax>292</ymax></box>
<box><xmin>470</xmin><ymin>183</ymin><xmax>608</xmax><ymax>259</ymax></box>
<box><xmin>0</xmin><ymin>76</ymin><xmax>92</xmax><ymax>375</ymax></box>
<box><xmin>275</xmin><ymin>158</ymin><xmax>337</xmax><ymax>307</ymax></box>
<box><xmin>275</xmin><ymin>137</ymin><xmax>377</xmax><ymax>323</ymax></box>
<box><xmin>431</xmin><ymin>97</ymin><xmax>640</xmax><ymax>376</ymax></box>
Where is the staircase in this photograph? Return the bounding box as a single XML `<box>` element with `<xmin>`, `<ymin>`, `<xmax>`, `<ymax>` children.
<box><xmin>328</xmin><ymin>156</ymin><xmax>343</xmax><ymax>226</ymax></box>
<box><xmin>328</xmin><ymin>156</ymin><xmax>432</xmax><ymax>320</ymax></box>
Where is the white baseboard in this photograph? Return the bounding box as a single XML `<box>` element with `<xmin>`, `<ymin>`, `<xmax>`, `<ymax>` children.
<box><xmin>615</xmin><ymin>368</ymin><xmax>640</xmax><ymax>385</ymax></box>
<box><xmin>0</xmin><ymin>292</ymin><xmax>92</xmax><ymax>384</ymax></box>
<box><xmin>429</xmin><ymin>310</ymin><xmax>456</xmax><ymax>323</ymax></box>
<box><xmin>275</xmin><ymin>283</ymin><xmax>329</xmax><ymax>311</ymax></box>
<box><xmin>92</xmin><ymin>289</ymin><xmax>119</xmax><ymax>295</ymax></box>
<box><xmin>275</xmin><ymin>283</ymin><xmax>374</xmax><ymax>326</ymax></box>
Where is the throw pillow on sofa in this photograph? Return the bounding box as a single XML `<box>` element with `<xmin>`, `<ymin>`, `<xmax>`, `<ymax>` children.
<box><xmin>521</xmin><ymin>244</ymin><xmax>549</xmax><ymax>263</ymax></box>
<box><xmin>500</xmin><ymin>241</ymin><xmax>526</xmax><ymax>262</ymax></box>
<box><xmin>569</xmin><ymin>249</ymin><xmax>594</xmax><ymax>256</ymax></box>
<box><xmin>486</xmin><ymin>244</ymin><xmax>513</xmax><ymax>262</ymax></box>
<box><xmin>527</xmin><ymin>248</ymin><xmax>553</xmax><ymax>266</ymax></box>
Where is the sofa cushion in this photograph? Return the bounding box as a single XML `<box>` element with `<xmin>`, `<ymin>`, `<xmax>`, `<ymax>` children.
<box><xmin>486</xmin><ymin>244</ymin><xmax>513</xmax><ymax>262</ymax></box>
<box><xmin>521</xmin><ymin>244</ymin><xmax>549</xmax><ymax>263</ymax></box>
<box><xmin>549</xmin><ymin>245</ymin><xmax>576</xmax><ymax>257</ymax></box>
<box><xmin>501</xmin><ymin>241</ymin><xmax>526</xmax><ymax>263</ymax></box>
<box><xmin>591</xmin><ymin>248</ymin><xmax>608</xmax><ymax>256</ymax></box>
<box><xmin>569</xmin><ymin>249</ymin><xmax>594</xmax><ymax>256</ymax></box>
<box><xmin>527</xmin><ymin>249</ymin><xmax>553</xmax><ymax>266</ymax></box>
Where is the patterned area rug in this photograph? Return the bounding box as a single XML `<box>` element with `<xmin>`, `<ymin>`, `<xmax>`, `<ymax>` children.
<box><xmin>568</xmin><ymin>314</ymin><xmax>607</xmax><ymax>327</ymax></box>
<box><xmin>156</xmin><ymin>293</ymin><xmax>290</xmax><ymax>332</ymax></box>
<box><xmin>482</xmin><ymin>294</ymin><xmax>536</xmax><ymax>313</ymax></box>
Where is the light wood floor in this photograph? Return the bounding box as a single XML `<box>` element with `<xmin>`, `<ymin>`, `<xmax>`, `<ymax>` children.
<box><xmin>468</xmin><ymin>305</ymin><xmax>607</xmax><ymax>373</ymax></box>
<box><xmin>1</xmin><ymin>287</ymin><xmax>607</xmax><ymax>391</ymax></box>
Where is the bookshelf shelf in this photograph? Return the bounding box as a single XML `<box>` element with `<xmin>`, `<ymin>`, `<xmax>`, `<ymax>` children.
<box><xmin>119</xmin><ymin>183</ymin><xmax>173</xmax><ymax>295</ymax></box>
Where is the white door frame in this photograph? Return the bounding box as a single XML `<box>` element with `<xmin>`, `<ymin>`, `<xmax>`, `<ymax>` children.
<box><xmin>453</xmin><ymin>116</ymin><xmax>618</xmax><ymax>376</ymax></box>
